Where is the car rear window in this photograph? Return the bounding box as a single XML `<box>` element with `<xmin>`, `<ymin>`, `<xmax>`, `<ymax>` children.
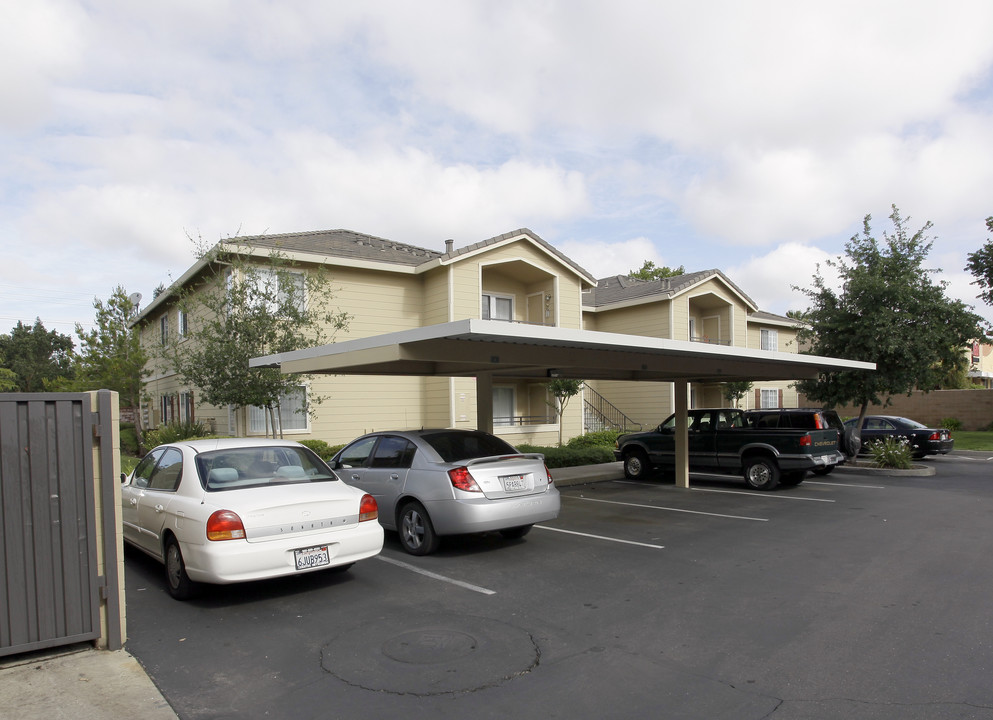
<box><xmin>420</xmin><ymin>431</ymin><xmax>518</xmax><ymax>462</ymax></box>
<box><xmin>195</xmin><ymin>446</ymin><xmax>339</xmax><ymax>491</ymax></box>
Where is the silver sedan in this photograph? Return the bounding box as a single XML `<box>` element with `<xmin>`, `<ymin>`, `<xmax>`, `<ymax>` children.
<box><xmin>330</xmin><ymin>429</ymin><xmax>561</xmax><ymax>555</ymax></box>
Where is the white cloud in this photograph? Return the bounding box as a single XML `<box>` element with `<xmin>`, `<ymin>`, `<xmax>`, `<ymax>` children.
<box><xmin>726</xmin><ymin>243</ymin><xmax>841</xmax><ymax>315</ymax></box>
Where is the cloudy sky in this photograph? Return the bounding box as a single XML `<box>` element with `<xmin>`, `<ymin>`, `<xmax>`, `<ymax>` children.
<box><xmin>3</xmin><ymin>0</ymin><xmax>993</xmax><ymax>336</ymax></box>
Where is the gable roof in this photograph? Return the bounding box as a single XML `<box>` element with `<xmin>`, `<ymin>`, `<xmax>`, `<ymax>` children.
<box><xmin>237</xmin><ymin>229</ymin><xmax>442</xmax><ymax>268</ymax></box>
<box><xmin>583</xmin><ymin>269</ymin><xmax>758</xmax><ymax>311</ymax></box>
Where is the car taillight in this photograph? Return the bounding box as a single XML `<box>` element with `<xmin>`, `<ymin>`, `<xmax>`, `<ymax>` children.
<box><xmin>359</xmin><ymin>494</ymin><xmax>379</xmax><ymax>522</ymax></box>
<box><xmin>928</xmin><ymin>431</ymin><xmax>940</xmax><ymax>441</ymax></box>
<box><xmin>800</xmin><ymin>434</ymin><xmax>812</xmax><ymax>447</ymax></box>
<box><xmin>206</xmin><ymin>510</ymin><xmax>246</xmax><ymax>541</ymax></box>
<box><xmin>448</xmin><ymin>466</ymin><xmax>482</xmax><ymax>492</ymax></box>
<box><xmin>545</xmin><ymin>464</ymin><xmax>554</xmax><ymax>486</ymax></box>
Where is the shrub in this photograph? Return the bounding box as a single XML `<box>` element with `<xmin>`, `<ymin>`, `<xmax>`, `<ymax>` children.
<box><xmin>939</xmin><ymin>417</ymin><xmax>963</xmax><ymax>431</ymax></box>
<box><xmin>515</xmin><ymin>444</ymin><xmax>615</xmax><ymax>468</ymax></box>
<box><xmin>119</xmin><ymin>422</ymin><xmax>139</xmax><ymax>456</ymax></box>
<box><xmin>566</xmin><ymin>430</ymin><xmax>623</xmax><ymax>449</ymax></box>
<box><xmin>299</xmin><ymin>439</ymin><xmax>344</xmax><ymax>463</ymax></box>
<box><xmin>144</xmin><ymin>419</ymin><xmax>211</xmax><ymax>448</ymax></box>
<box><xmin>866</xmin><ymin>436</ymin><xmax>913</xmax><ymax>469</ymax></box>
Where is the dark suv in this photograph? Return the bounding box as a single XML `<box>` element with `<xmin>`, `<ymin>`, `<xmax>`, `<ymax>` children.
<box><xmin>745</xmin><ymin>408</ymin><xmax>856</xmax><ymax>472</ymax></box>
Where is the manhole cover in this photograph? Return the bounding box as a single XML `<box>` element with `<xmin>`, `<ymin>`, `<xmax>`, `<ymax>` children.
<box><xmin>323</xmin><ymin>614</ymin><xmax>539</xmax><ymax>695</ymax></box>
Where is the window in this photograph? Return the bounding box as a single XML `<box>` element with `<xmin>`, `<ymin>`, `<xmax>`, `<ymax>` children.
<box><xmin>482</xmin><ymin>293</ymin><xmax>513</xmax><ymax>321</ymax></box>
<box><xmin>160</xmin><ymin>315</ymin><xmax>169</xmax><ymax>345</ymax></box>
<box><xmin>147</xmin><ymin>447</ymin><xmax>184</xmax><ymax>491</ymax></box>
<box><xmin>250</xmin><ymin>268</ymin><xmax>306</xmax><ymax>313</ymax></box>
<box><xmin>761</xmin><ymin>328</ymin><xmax>778</xmax><ymax>351</ymax></box>
<box><xmin>370</xmin><ymin>436</ymin><xmax>417</xmax><ymax>469</ymax></box>
<box><xmin>177</xmin><ymin>309</ymin><xmax>189</xmax><ymax>338</ymax></box>
<box><xmin>760</xmin><ymin>388</ymin><xmax>779</xmax><ymax>408</ymax></box>
<box><xmin>493</xmin><ymin>387</ymin><xmax>515</xmax><ymax>426</ymax></box>
<box><xmin>248</xmin><ymin>385</ymin><xmax>308</xmax><ymax>434</ymax></box>
<box><xmin>160</xmin><ymin>394</ymin><xmax>175</xmax><ymax>425</ymax></box>
<box><xmin>336</xmin><ymin>436</ymin><xmax>377</xmax><ymax>469</ymax></box>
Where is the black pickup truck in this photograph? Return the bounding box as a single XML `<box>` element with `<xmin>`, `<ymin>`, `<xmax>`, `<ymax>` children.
<box><xmin>614</xmin><ymin>408</ymin><xmax>843</xmax><ymax>490</ymax></box>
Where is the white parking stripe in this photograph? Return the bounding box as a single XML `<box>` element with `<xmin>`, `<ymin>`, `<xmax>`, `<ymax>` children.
<box><xmin>690</xmin><ymin>487</ymin><xmax>835</xmax><ymax>502</ymax></box>
<box><xmin>535</xmin><ymin>524</ymin><xmax>665</xmax><ymax>549</ymax></box>
<box><xmin>376</xmin><ymin>555</ymin><xmax>496</xmax><ymax>595</ymax></box>
<box><xmin>567</xmin><ymin>495</ymin><xmax>768</xmax><ymax>521</ymax></box>
<box><xmin>805</xmin><ymin>480</ymin><xmax>886</xmax><ymax>489</ymax></box>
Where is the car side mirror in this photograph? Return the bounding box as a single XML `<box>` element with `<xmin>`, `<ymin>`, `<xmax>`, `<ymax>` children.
<box><xmin>120</xmin><ymin>472</ymin><xmax>127</xmax><ymax>483</ymax></box>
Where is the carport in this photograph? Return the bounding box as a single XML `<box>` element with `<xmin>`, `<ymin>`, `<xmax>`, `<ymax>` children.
<box><xmin>251</xmin><ymin>319</ymin><xmax>874</xmax><ymax>488</ymax></box>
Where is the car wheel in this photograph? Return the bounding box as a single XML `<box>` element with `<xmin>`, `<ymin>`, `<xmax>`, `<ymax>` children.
<box><xmin>623</xmin><ymin>450</ymin><xmax>651</xmax><ymax>480</ymax></box>
<box><xmin>164</xmin><ymin>537</ymin><xmax>198</xmax><ymax>600</ymax></box>
<box><xmin>812</xmin><ymin>466</ymin><xmax>835</xmax><ymax>476</ymax></box>
<box><xmin>398</xmin><ymin>501</ymin><xmax>440</xmax><ymax>556</ymax></box>
<box><xmin>743</xmin><ymin>457</ymin><xmax>780</xmax><ymax>490</ymax></box>
<box><xmin>499</xmin><ymin>525</ymin><xmax>533</xmax><ymax>540</ymax></box>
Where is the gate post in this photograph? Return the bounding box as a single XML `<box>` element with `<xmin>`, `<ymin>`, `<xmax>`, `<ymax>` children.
<box><xmin>93</xmin><ymin>390</ymin><xmax>125</xmax><ymax>650</ymax></box>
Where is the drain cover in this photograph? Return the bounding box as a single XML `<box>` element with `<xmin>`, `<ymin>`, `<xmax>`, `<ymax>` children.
<box><xmin>323</xmin><ymin>614</ymin><xmax>540</xmax><ymax>695</ymax></box>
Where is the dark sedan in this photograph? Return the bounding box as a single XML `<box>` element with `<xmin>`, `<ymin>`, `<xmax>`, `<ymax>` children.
<box><xmin>843</xmin><ymin>415</ymin><xmax>954</xmax><ymax>458</ymax></box>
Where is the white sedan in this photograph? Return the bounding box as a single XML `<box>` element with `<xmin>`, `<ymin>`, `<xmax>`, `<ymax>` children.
<box><xmin>121</xmin><ymin>438</ymin><xmax>384</xmax><ymax>599</ymax></box>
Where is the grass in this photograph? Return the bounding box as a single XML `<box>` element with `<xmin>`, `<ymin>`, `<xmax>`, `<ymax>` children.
<box><xmin>950</xmin><ymin>431</ymin><xmax>993</xmax><ymax>451</ymax></box>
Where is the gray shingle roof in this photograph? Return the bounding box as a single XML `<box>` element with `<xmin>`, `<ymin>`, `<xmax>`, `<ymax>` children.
<box><xmin>226</xmin><ymin>227</ymin><xmax>595</xmax><ymax>283</ymax></box>
<box><xmin>228</xmin><ymin>229</ymin><xmax>442</xmax><ymax>267</ymax></box>
<box><xmin>583</xmin><ymin>269</ymin><xmax>757</xmax><ymax>309</ymax></box>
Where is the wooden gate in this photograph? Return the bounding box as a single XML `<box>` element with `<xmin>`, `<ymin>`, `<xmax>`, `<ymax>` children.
<box><xmin>1</xmin><ymin>391</ymin><xmax>122</xmax><ymax>656</ymax></box>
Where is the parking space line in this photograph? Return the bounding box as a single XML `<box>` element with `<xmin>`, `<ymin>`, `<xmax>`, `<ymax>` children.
<box><xmin>805</xmin><ymin>480</ymin><xmax>886</xmax><ymax>489</ymax></box>
<box><xmin>535</xmin><ymin>524</ymin><xmax>665</xmax><ymax>549</ymax></box>
<box><xmin>376</xmin><ymin>555</ymin><xmax>496</xmax><ymax>595</ymax></box>
<box><xmin>690</xmin><ymin>487</ymin><xmax>835</xmax><ymax>502</ymax></box>
<box><xmin>567</xmin><ymin>495</ymin><xmax>768</xmax><ymax>521</ymax></box>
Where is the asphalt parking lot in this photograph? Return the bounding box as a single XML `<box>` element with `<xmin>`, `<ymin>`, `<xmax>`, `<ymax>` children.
<box><xmin>123</xmin><ymin>453</ymin><xmax>993</xmax><ymax>720</ymax></box>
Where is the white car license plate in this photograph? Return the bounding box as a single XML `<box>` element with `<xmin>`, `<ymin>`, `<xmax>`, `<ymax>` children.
<box><xmin>294</xmin><ymin>545</ymin><xmax>330</xmax><ymax>570</ymax></box>
<box><xmin>501</xmin><ymin>474</ymin><xmax>529</xmax><ymax>491</ymax></box>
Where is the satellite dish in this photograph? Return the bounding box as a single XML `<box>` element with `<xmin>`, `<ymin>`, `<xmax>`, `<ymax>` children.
<box><xmin>128</xmin><ymin>292</ymin><xmax>142</xmax><ymax>308</ymax></box>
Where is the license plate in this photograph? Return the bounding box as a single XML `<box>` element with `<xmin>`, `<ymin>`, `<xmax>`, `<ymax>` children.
<box><xmin>294</xmin><ymin>545</ymin><xmax>330</xmax><ymax>571</ymax></box>
<box><xmin>501</xmin><ymin>474</ymin><xmax>529</xmax><ymax>491</ymax></box>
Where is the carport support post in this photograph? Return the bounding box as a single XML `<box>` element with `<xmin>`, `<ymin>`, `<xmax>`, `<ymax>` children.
<box><xmin>476</xmin><ymin>372</ymin><xmax>494</xmax><ymax>434</ymax></box>
<box><xmin>674</xmin><ymin>380</ymin><xmax>690</xmax><ymax>489</ymax></box>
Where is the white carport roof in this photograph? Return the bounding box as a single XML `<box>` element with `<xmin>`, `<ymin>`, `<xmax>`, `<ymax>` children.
<box><xmin>249</xmin><ymin>318</ymin><xmax>874</xmax><ymax>383</ymax></box>
<box><xmin>251</xmin><ymin>319</ymin><xmax>874</xmax><ymax>489</ymax></box>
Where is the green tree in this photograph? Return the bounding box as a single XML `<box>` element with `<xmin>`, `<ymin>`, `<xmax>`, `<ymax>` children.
<box><xmin>73</xmin><ymin>287</ymin><xmax>151</xmax><ymax>452</ymax></box>
<box><xmin>546</xmin><ymin>378</ymin><xmax>584</xmax><ymax>447</ymax></box>
<box><xmin>722</xmin><ymin>381</ymin><xmax>753</xmax><ymax>408</ymax></box>
<box><xmin>161</xmin><ymin>238</ymin><xmax>349</xmax><ymax>437</ymax></box>
<box><xmin>793</xmin><ymin>206</ymin><xmax>984</xmax><ymax>437</ymax></box>
<box><xmin>964</xmin><ymin>216</ymin><xmax>993</xmax><ymax>307</ymax></box>
<box><xmin>628</xmin><ymin>260</ymin><xmax>685</xmax><ymax>281</ymax></box>
<box><xmin>0</xmin><ymin>319</ymin><xmax>75</xmax><ymax>391</ymax></box>
<box><xmin>0</xmin><ymin>366</ymin><xmax>17</xmax><ymax>391</ymax></box>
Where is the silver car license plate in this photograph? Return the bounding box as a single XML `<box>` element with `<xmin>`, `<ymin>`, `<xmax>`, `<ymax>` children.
<box><xmin>294</xmin><ymin>545</ymin><xmax>330</xmax><ymax>570</ymax></box>
<box><xmin>501</xmin><ymin>474</ymin><xmax>528</xmax><ymax>491</ymax></box>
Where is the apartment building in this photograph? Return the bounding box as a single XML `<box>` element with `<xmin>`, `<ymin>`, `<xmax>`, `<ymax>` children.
<box><xmin>137</xmin><ymin>228</ymin><xmax>801</xmax><ymax>445</ymax></box>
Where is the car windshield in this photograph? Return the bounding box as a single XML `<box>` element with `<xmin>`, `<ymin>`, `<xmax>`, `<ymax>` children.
<box><xmin>194</xmin><ymin>446</ymin><xmax>339</xmax><ymax>491</ymax></box>
<box><xmin>420</xmin><ymin>431</ymin><xmax>518</xmax><ymax>462</ymax></box>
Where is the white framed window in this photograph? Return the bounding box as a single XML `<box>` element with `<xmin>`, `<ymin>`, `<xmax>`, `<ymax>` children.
<box><xmin>760</xmin><ymin>388</ymin><xmax>779</xmax><ymax>408</ymax></box>
<box><xmin>481</xmin><ymin>293</ymin><xmax>513</xmax><ymax>321</ymax></box>
<box><xmin>177</xmin><ymin>308</ymin><xmax>189</xmax><ymax>338</ymax></box>
<box><xmin>159</xmin><ymin>315</ymin><xmax>169</xmax><ymax>345</ymax></box>
<box><xmin>253</xmin><ymin>268</ymin><xmax>306</xmax><ymax>313</ymax></box>
<box><xmin>761</xmin><ymin>328</ymin><xmax>778</xmax><ymax>351</ymax></box>
<box><xmin>248</xmin><ymin>385</ymin><xmax>309</xmax><ymax>434</ymax></box>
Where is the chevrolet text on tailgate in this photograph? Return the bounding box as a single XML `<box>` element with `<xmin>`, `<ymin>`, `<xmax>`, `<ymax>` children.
<box><xmin>613</xmin><ymin>408</ymin><xmax>843</xmax><ymax>490</ymax></box>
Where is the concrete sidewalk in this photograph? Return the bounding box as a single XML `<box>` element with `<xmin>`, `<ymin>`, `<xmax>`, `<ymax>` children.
<box><xmin>0</xmin><ymin>644</ymin><xmax>178</xmax><ymax>720</ymax></box>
